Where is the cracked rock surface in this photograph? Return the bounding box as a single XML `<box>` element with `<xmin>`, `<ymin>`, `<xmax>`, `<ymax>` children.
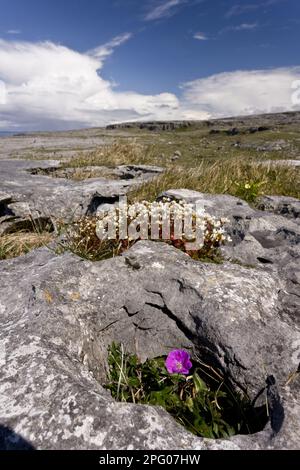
<box><xmin>0</xmin><ymin>142</ymin><xmax>299</xmax><ymax>450</ymax></box>
<box><xmin>0</xmin><ymin>159</ymin><xmax>163</xmax><ymax>232</ymax></box>
<box><xmin>0</xmin><ymin>240</ymin><xmax>299</xmax><ymax>449</ymax></box>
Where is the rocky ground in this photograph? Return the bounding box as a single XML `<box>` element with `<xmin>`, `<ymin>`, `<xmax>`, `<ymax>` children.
<box><xmin>0</xmin><ymin>159</ymin><xmax>163</xmax><ymax>228</ymax></box>
<box><xmin>0</xmin><ymin>112</ymin><xmax>299</xmax><ymax>450</ymax></box>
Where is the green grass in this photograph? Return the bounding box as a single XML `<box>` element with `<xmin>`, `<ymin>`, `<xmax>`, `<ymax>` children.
<box><xmin>19</xmin><ymin>119</ymin><xmax>300</xmax><ymax>202</ymax></box>
<box><xmin>35</xmin><ymin>127</ymin><xmax>298</xmax><ymax>201</ymax></box>
<box><xmin>129</xmin><ymin>158</ymin><xmax>299</xmax><ymax>202</ymax></box>
<box><xmin>52</xmin><ymin>122</ymin><xmax>299</xmax><ymax>201</ymax></box>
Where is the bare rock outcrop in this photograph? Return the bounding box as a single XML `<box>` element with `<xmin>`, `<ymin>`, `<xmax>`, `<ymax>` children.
<box><xmin>0</xmin><ymin>240</ymin><xmax>299</xmax><ymax>450</ymax></box>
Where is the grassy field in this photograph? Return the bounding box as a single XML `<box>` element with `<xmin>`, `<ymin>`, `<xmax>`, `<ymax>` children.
<box><xmin>1</xmin><ymin>114</ymin><xmax>299</xmax><ymax>260</ymax></box>
<box><xmin>58</xmin><ymin>121</ymin><xmax>300</xmax><ymax>200</ymax></box>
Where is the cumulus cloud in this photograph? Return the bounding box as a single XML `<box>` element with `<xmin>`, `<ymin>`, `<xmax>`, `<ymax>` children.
<box><xmin>181</xmin><ymin>68</ymin><xmax>300</xmax><ymax>118</ymax></box>
<box><xmin>0</xmin><ymin>38</ymin><xmax>179</xmax><ymax>130</ymax></box>
<box><xmin>145</xmin><ymin>0</ymin><xmax>184</xmax><ymax>21</ymax></box>
<box><xmin>0</xmin><ymin>37</ymin><xmax>299</xmax><ymax>130</ymax></box>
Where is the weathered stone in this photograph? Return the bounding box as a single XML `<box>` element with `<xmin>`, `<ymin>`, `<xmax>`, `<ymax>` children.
<box><xmin>235</xmin><ymin>140</ymin><xmax>291</xmax><ymax>152</ymax></box>
<box><xmin>0</xmin><ymin>216</ymin><xmax>54</xmax><ymax>236</ymax></box>
<box><xmin>31</xmin><ymin>164</ymin><xmax>164</xmax><ymax>183</ymax></box>
<box><xmin>222</xmin><ymin>213</ymin><xmax>300</xmax><ymax>275</ymax></box>
<box><xmin>158</xmin><ymin>189</ymin><xmax>255</xmax><ymax>219</ymax></box>
<box><xmin>0</xmin><ymin>191</ymin><xmax>12</xmax><ymax>207</ymax></box>
<box><xmin>6</xmin><ymin>201</ymin><xmax>39</xmax><ymax>219</ymax></box>
<box><xmin>260</xmin><ymin>159</ymin><xmax>300</xmax><ymax>167</ymax></box>
<box><xmin>256</xmin><ymin>195</ymin><xmax>300</xmax><ymax>219</ymax></box>
<box><xmin>114</xmin><ymin>165</ymin><xmax>163</xmax><ymax>181</ymax></box>
<box><xmin>106</xmin><ymin>121</ymin><xmax>192</xmax><ymax>132</ymax></box>
<box><xmin>0</xmin><ymin>200</ymin><xmax>46</xmax><ymax>235</ymax></box>
<box><xmin>159</xmin><ymin>189</ymin><xmax>300</xmax><ymax>276</ymax></box>
<box><xmin>0</xmin><ymin>160</ymin><xmax>163</xmax><ymax>221</ymax></box>
<box><xmin>0</xmin><ymin>242</ymin><xmax>299</xmax><ymax>449</ymax></box>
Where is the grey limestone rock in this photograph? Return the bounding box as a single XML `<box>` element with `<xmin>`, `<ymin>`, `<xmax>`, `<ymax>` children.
<box><xmin>0</xmin><ymin>160</ymin><xmax>163</xmax><ymax>233</ymax></box>
<box><xmin>0</xmin><ymin>241</ymin><xmax>299</xmax><ymax>449</ymax></box>
<box><xmin>256</xmin><ymin>195</ymin><xmax>300</xmax><ymax>219</ymax></box>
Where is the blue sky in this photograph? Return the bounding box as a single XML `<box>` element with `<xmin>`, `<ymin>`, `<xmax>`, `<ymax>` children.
<box><xmin>0</xmin><ymin>0</ymin><xmax>299</xmax><ymax>130</ymax></box>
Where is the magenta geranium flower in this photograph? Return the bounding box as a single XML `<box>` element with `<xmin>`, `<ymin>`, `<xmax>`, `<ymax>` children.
<box><xmin>165</xmin><ymin>349</ymin><xmax>192</xmax><ymax>375</ymax></box>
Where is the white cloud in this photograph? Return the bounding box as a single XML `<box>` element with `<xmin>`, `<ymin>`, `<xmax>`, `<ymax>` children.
<box><xmin>7</xmin><ymin>30</ymin><xmax>21</xmax><ymax>35</ymax></box>
<box><xmin>0</xmin><ymin>38</ymin><xmax>179</xmax><ymax>130</ymax></box>
<box><xmin>225</xmin><ymin>0</ymin><xmax>284</xmax><ymax>18</ymax></box>
<box><xmin>181</xmin><ymin>68</ymin><xmax>300</xmax><ymax>118</ymax></box>
<box><xmin>219</xmin><ymin>22</ymin><xmax>258</xmax><ymax>35</ymax></box>
<box><xmin>0</xmin><ymin>37</ymin><xmax>299</xmax><ymax>130</ymax></box>
<box><xmin>234</xmin><ymin>23</ymin><xmax>258</xmax><ymax>30</ymax></box>
<box><xmin>145</xmin><ymin>0</ymin><xmax>184</xmax><ymax>21</ymax></box>
<box><xmin>193</xmin><ymin>32</ymin><xmax>208</xmax><ymax>40</ymax></box>
<box><xmin>0</xmin><ymin>80</ymin><xmax>6</xmax><ymax>105</ymax></box>
<box><xmin>87</xmin><ymin>33</ymin><xmax>132</xmax><ymax>60</ymax></box>
<box><xmin>225</xmin><ymin>3</ymin><xmax>260</xmax><ymax>18</ymax></box>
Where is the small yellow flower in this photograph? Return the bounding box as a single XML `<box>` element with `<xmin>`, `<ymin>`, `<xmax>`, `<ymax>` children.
<box><xmin>244</xmin><ymin>183</ymin><xmax>251</xmax><ymax>189</ymax></box>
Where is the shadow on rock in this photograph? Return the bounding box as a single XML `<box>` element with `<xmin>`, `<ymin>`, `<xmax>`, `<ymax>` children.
<box><xmin>266</xmin><ymin>375</ymin><xmax>285</xmax><ymax>435</ymax></box>
<box><xmin>0</xmin><ymin>425</ymin><xmax>35</xmax><ymax>450</ymax></box>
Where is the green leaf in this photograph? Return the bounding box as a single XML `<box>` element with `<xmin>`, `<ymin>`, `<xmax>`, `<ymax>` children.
<box><xmin>186</xmin><ymin>397</ymin><xmax>194</xmax><ymax>413</ymax></box>
<box><xmin>127</xmin><ymin>377</ymin><xmax>140</xmax><ymax>388</ymax></box>
<box><xmin>213</xmin><ymin>422</ymin><xmax>219</xmax><ymax>436</ymax></box>
<box><xmin>193</xmin><ymin>372</ymin><xmax>207</xmax><ymax>393</ymax></box>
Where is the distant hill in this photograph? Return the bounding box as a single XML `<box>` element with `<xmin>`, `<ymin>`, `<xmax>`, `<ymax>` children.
<box><xmin>106</xmin><ymin>111</ymin><xmax>300</xmax><ymax>132</ymax></box>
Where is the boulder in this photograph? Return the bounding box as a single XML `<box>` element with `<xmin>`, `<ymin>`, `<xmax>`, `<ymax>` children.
<box><xmin>0</xmin><ymin>191</ymin><xmax>12</xmax><ymax>207</ymax></box>
<box><xmin>158</xmin><ymin>189</ymin><xmax>255</xmax><ymax>219</ymax></box>
<box><xmin>0</xmin><ymin>199</ymin><xmax>53</xmax><ymax>236</ymax></box>
<box><xmin>256</xmin><ymin>195</ymin><xmax>300</xmax><ymax>219</ymax></box>
<box><xmin>158</xmin><ymin>190</ymin><xmax>300</xmax><ymax>327</ymax></box>
<box><xmin>0</xmin><ymin>160</ymin><xmax>164</xmax><ymax>222</ymax></box>
<box><xmin>235</xmin><ymin>140</ymin><xmax>290</xmax><ymax>152</ymax></box>
<box><xmin>0</xmin><ymin>241</ymin><xmax>299</xmax><ymax>449</ymax></box>
<box><xmin>158</xmin><ymin>189</ymin><xmax>300</xmax><ymax>277</ymax></box>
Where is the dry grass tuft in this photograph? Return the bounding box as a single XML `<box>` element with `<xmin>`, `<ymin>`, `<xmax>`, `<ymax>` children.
<box><xmin>0</xmin><ymin>232</ymin><xmax>53</xmax><ymax>260</ymax></box>
<box><xmin>65</xmin><ymin>141</ymin><xmax>160</xmax><ymax>168</ymax></box>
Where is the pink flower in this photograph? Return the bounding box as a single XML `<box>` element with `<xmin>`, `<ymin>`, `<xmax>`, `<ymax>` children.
<box><xmin>165</xmin><ymin>349</ymin><xmax>192</xmax><ymax>375</ymax></box>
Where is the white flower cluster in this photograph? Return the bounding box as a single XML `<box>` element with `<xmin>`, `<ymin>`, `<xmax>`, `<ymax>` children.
<box><xmin>69</xmin><ymin>217</ymin><xmax>98</xmax><ymax>245</ymax></box>
<box><xmin>96</xmin><ymin>198</ymin><xmax>232</xmax><ymax>251</ymax></box>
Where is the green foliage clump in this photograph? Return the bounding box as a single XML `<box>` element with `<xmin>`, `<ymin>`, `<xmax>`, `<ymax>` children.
<box><xmin>234</xmin><ymin>180</ymin><xmax>266</xmax><ymax>203</ymax></box>
<box><xmin>104</xmin><ymin>343</ymin><xmax>263</xmax><ymax>439</ymax></box>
